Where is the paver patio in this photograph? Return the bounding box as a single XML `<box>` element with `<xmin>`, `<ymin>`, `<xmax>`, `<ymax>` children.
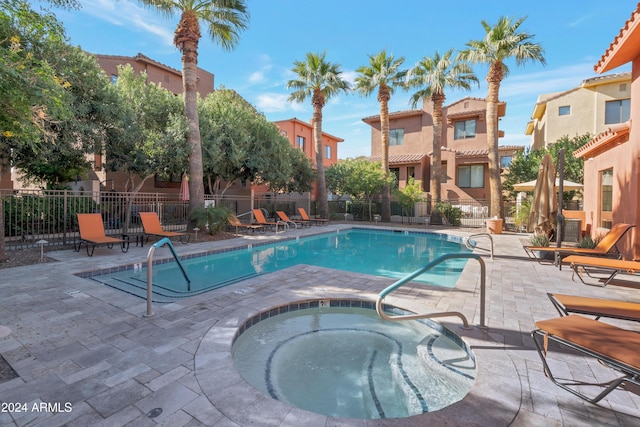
<box><xmin>0</xmin><ymin>224</ymin><xmax>639</xmax><ymax>426</ymax></box>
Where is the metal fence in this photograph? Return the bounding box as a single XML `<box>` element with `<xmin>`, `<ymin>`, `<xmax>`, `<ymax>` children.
<box><xmin>1</xmin><ymin>189</ymin><xmax>529</xmax><ymax>250</ymax></box>
<box><xmin>0</xmin><ymin>190</ymin><xmax>313</xmax><ymax>249</ymax></box>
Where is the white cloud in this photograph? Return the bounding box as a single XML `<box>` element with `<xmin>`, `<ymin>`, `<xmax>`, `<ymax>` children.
<box><xmin>256</xmin><ymin>93</ymin><xmax>305</xmax><ymax>113</ymax></box>
<box><xmin>81</xmin><ymin>0</ymin><xmax>175</xmax><ymax>48</ymax></box>
<box><xmin>248</xmin><ymin>71</ymin><xmax>265</xmax><ymax>84</ymax></box>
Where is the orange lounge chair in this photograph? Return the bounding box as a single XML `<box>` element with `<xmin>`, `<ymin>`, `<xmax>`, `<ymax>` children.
<box><xmin>531</xmin><ymin>315</ymin><xmax>640</xmax><ymax>403</ymax></box>
<box><xmin>139</xmin><ymin>212</ymin><xmax>189</xmax><ymax>244</ymax></box>
<box><xmin>523</xmin><ymin>223</ymin><xmax>634</xmax><ymax>267</ymax></box>
<box><xmin>252</xmin><ymin>209</ymin><xmax>283</xmax><ymax>231</ymax></box>
<box><xmin>276</xmin><ymin>211</ymin><xmax>310</xmax><ymax>228</ymax></box>
<box><xmin>75</xmin><ymin>213</ymin><xmax>129</xmax><ymax>257</ymax></box>
<box><xmin>228</xmin><ymin>214</ymin><xmax>264</xmax><ymax>234</ymax></box>
<box><xmin>297</xmin><ymin>207</ymin><xmax>330</xmax><ymax>226</ymax></box>
<box><xmin>563</xmin><ymin>255</ymin><xmax>640</xmax><ymax>286</ymax></box>
<box><xmin>547</xmin><ymin>293</ymin><xmax>640</xmax><ymax>322</ymax></box>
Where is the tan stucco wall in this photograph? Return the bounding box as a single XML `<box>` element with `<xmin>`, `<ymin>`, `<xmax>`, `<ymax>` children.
<box><xmin>529</xmin><ymin>76</ymin><xmax>631</xmax><ymax>149</ymax></box>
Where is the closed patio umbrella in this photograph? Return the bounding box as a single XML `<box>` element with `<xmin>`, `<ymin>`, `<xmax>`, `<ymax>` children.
<box><xmin>527</xmin><ymin>154</ymin><xmax>558</xmax><ymax>234</ymax></box>
<box><xmin>180</xmin><ymin>173</ymin><xmax>190</xmax><ymax>202</ymax></box>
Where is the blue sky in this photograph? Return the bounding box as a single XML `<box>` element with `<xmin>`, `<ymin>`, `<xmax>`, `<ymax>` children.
<box><xmin>49</xmin><ymin>0</ymin><xmax>635</xmax><ymax>158</ymax></box>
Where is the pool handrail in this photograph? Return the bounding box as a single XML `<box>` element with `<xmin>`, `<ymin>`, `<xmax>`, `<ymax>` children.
<box><xmin>376</xmin><ymin>253</ymin><xmax>486</xmax><ymax>328</ymax></box>
<box><xmin>465</xmin><ymin>233</ymin><xmax>494</xmax><ymax>260</ymax></box>
<box><xmin>145</xmin><ymin>237</ymin><xmax>190</xmax><ymax>317</ymax></box>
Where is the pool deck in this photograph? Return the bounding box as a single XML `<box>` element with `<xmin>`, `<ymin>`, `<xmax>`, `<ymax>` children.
<box><xmin>1</xmin><ymin>223</ymin><xmax>640</xmax><ymax>426</ymax></box>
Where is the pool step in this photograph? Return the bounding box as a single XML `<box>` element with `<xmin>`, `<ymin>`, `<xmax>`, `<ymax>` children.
<box><xmin>90</xmin><ymin>272</ymin><xmax>260</xmax><ymax>303</ymax></box>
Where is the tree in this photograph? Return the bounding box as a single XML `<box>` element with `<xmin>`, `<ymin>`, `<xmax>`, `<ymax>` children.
<box><xmin>198</xmin><ymin>88</ymin><xmax>314</xmax><ymax>196</ymax></box>
<box><xmin>503</xmin><ymin>133</ymin><xmax>590</xmax><ymax>202</ymax></box>
<box><xmin>354</xmin><ymin>49</ymin><xmax>406</xmax><ymax>222</ymax></box>
<box><xmin>394</xmin><ymin>177</ymin><xmax>425</xmax><ymax>222</ymax></box>
<box><xmin>458</xmin><ymin>16</ymin><xmax>545</xmax><ymax>219</ymax></box>
<box><xmin>0</xmin><ymin>0</ymin><xmax>79</xmax><ymax>262</ymax></box>
<box><xmin>407</xmin><ymin>49</ymin><xmax>478</xmax><ymax>204</ymax></box>
<box><xmin>107</xmin><ymin>65</ymin><xmax>187</xmax><ymax>230</ymax></box>
<box><xmin>138</xmin><ymin>0</ymin><xmax>249</xmax><ymax>224</ymax></box>
<box><xmin>11</xmin><ymin>46</ymin><xmax>121</xmax><ymax>188</ymax></box>
<box><xmin>287</xmin><ymin>51</ymin><xmax>350</xmax><ymax>218</ymax></box>
<box><xmin>326</xmin><ymin>158</ymin><xmax>393</xmax><ymax>221</ymax></box>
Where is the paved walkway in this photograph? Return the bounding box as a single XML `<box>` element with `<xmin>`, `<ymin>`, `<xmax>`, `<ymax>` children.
<box><xmin>0</xmin><ymin>224</ymin><xmax>639</xmax><ymax>426</ymax></box>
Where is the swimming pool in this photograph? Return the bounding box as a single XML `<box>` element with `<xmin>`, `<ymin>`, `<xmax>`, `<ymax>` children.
<box><xmin>86</xmin><ymin>228</ymin><xmax>472</xmax><ymax>302</ymax></box>
<box><xmin>232</xmin><ymin>301</ymin><xmax>476</xmax><ymax>419</ymax></box>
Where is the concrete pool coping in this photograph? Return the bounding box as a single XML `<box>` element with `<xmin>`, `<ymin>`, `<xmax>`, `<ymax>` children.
<box><xmin>1</xmin><ymin>223</ymin><xmax>640</xmax><ymax>426</ymax></box>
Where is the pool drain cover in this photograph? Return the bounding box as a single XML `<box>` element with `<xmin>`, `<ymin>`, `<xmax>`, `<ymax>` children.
<box><xmin>147</xmin><ymin>408</ymin><xmax>162</xmax><ymax>418</ymax></box>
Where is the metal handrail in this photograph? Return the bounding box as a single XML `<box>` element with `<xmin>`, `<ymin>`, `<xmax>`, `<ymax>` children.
<box><xmin>376</xmin><ymin>253</ymin><xmax>486</xmax><ymax>328</ymax></box>
<box><xmin>465</xmin><ymin>233</ymin><xmax>494</xmax><ymax>260</ymax></box>
<box><xmin>145</xmin><ymin>237</ymin><xmax>190</xmax><ymax>317</ymax></box>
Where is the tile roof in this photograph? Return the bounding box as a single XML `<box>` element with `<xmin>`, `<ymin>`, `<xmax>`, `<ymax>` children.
<box><xmin>595</xmin><ymin>4</ymin><xmax>640</xmax><ymax>73</ymax></box>
<box><xmin>362</xmin><ymin>109</ymin><xmax>422</xmax><ymax>123</ymax></box>
<box><xmin>573</xmin><ymin>121</ymin><xmax>630</xmax><ymax>158</ymax></box>
<box><xmin>369</xmin><ymin>154</ymin><xmax>426</xmax><ymax>164</ymax></box>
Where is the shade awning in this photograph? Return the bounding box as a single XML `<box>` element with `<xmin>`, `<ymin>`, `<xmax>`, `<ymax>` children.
<box><xmin>513</xmin><ymin>178</ymin><xmax>583</xmax><ymax>192</ymax></box>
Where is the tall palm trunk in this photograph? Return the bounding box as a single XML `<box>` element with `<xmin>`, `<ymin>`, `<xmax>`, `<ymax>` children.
<box><xmin>312</xmin><ymin>89</ymin><xmax>328</xmax><ymax>218</ymax></box>
<box><xmin>486</xmin><ymin>61</ymin><xmax>503</xmax><ymax>219</ymax></box>
<box><xmin>431</xmin><ymin>93</ymin><xmax>445</xmax><ymax>204</ymax></box>
<box><xmin>379</xmin><ymin>85</ymin><xmax>391</xmax><ymax>222</ymax></box>
<box><xmin>176</xmin><ymin>11</ymin><xmax>205</xmax><ymax>225</ymax></box>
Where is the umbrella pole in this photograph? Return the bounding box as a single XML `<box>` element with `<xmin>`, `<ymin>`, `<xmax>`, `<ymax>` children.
<box><xmin>556</xmin><ymin>150</ymin><xmax>565</xmax><ymax>249</ymax></box>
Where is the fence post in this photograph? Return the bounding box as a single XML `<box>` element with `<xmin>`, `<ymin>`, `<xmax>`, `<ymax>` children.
<box><xmin>63</xmin><ymin>190</ymin><xmax>68</xmax><ymax>245</ymax></box>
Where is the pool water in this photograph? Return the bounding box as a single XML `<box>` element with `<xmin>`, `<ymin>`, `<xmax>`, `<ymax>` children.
<box><xmin>88</xmin><ymin>228</ymin><xmax>471</xmax><ymax>301</ymax></box>
<box><xmin>232</xmin><ymin>304</ymin><xmax>477</xmax><ymax>419</ymax></box>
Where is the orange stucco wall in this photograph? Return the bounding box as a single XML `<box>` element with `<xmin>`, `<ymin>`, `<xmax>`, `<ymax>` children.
<box><xmin>581</xmin><ymin>56</ymin><xmax>640</xmax><ymax>259</ymax></box>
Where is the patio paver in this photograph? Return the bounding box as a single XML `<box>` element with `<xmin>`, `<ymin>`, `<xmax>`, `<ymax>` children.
<box><xmin>0</xmin><ymin>224</ymin><xmax>639</xmax><ymax>426</ymax></box>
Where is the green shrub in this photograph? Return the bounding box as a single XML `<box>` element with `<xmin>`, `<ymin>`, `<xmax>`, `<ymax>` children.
<box><xmin>529</xmin><ymin>232</ymin><xmax>550</xmax><ymax>247</ymax></box>
<box><xmin>189</xmin><ymin>206</ymin><xmax>232</xmax><ymax>235</ymax></box>
<box><xmin>577</xmin><ymin>235</ymin><xmax>599</xmax><ymax>249</ymax></box>
<box><xmin>435</xmin><ymin>202</ymin><xmax>462</xmax><ymax>226</ymax></box>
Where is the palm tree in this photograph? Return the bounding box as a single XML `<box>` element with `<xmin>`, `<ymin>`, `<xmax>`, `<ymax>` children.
<box><xmin>139</xmin><ymin>0</ymin><xmax>249</xmax><ymax>222</ymax></box>
<box><xmin>354</xmin><ymin>50</ymin><xmax>406</xmax><ymax>222</ymax></box>
<box><xmin>287</xmin><ymin>52</ymin><xmax>350</xmax><ymax>219</ymax></box>
<box><xmin>458</xmin><ymin>16</ymin><xmax>545</xmax><ymax>219</ymax></box>
<box><xmin>406</xmin><ymin>49</ymin><xmax>478</xmax><ymax>205</ymax></box>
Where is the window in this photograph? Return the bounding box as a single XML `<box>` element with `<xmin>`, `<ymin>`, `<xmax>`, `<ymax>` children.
<box><xmin>454</xmin><ymin>119</ymin><xmax>476</xmax><ymax>139</ymax></box>
<box><xmin>296</xmin><ymin>136</ymin><xmax>305</xmax><ymax>150</ymax></box>
<box><xmin>500</xmin><ymin>156</ymin><xmax>513</xmax><ymax>168</ymax></box>
<box><xmin>407</xmin><ymin>166</ymin><xmax>415</xmax><ymax>179</ymax></box>
<box><xmin>558</xmin><ymin>106</ymin><xmax>570</xmax><ymax>116</ymax></box>
<box><xmin>324</xmin><ymin>145</ymin><xmax>331</xmax><ymax>159</ymax></box>
<box><xmin>390</xmin><ymin>168</ymin><xmax>400</xmax><ymax>188</ymax></box>
<box><xmin>600</xmin><ymin>168</ymin><xmax>613</xmax><ymax>228</ymax></box>
<box><xmin>605</xmin><ymin>99</ymin><xmax>630</xmax><ymax>124</ymax></box>
<box><xmin>458</xmin><ymin>164</ymin><xmax>484</xmax><ymax>188</ymax></box>
<box><xmin>389</xmin><ymin>128</ymin><xmax>404</xmax><ymax>146</ymax></box>
<box><xmin>110</xmin><ymin>75</ymin><xmax>118</xmax><ymax>84</ymax></box>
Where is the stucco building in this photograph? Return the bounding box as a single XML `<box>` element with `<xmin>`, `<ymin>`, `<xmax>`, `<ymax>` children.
<box><xmin>525</xmin><ymin>72</ymin><xmax>631</xmax><ymax>150</ymax></box>
<box><xmin>273</xmin><ymin>118</ymin><xmax>343</xmax><ymax>200</ymax></box>
<box><xmin>364</xmin><ymin>97</ymin><xmax>523</xmax><ymax>204</ymax></box>
<box><xmin>574</xmin><ymin>4</ymin><xmax>639</xmax><ymax>259</ymax></box>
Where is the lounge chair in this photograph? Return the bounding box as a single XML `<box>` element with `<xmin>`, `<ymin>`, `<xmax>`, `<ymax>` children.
<box><xmin>252</xmin><ymin>209</ymin><xmax>286</xmax><ymax>231</ymax></box>
<box><xmin>563</xmin><ymin>255</ymin><xmax>640</xmax><ymax>286</ymax></box>
<box><xmin>139</xmin><ymin>212</ymin><xmax>190</xmax><ymax>244</ymax></box>
<box><xmin>75</xmin><ymin>213</ymin><xmax>129</xmax><ymax>257</ymax></box>
<box><xmin>297</xmin><ymin>207</ymin><xmax>330</xmax><ymax>226</ymax></box>
<box><xmin>276</xmin><ymin>211</ymin><xmax>310</xmax><ymax>228</ymax></box>
<box><xmin>523</xmin><ymin>223</ymin><xmax>634</xmax><ymax>268</ymax></box>
<box><xmin>531</xmin><ymin>314</ymin><xmax>640</xmax><ymax>403</ymax></box>
<box><xmin>228</xmin><ymin>214</ymin><xmax>264</xmax><ymax>234</ymax></box>
<box><xmin>547</xmin><ymin>293</ymin><xmax>640</xmax><ymax>322</ymax></box>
